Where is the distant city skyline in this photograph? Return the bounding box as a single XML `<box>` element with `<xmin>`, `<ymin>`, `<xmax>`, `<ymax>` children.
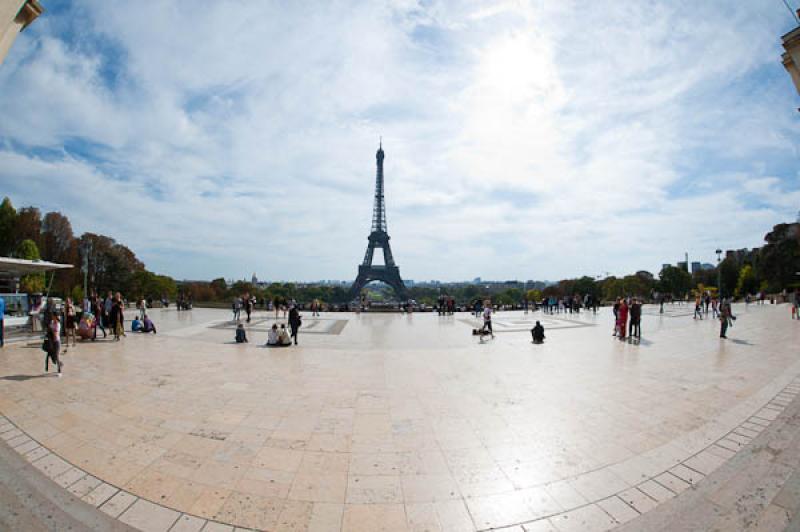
<box><xmin>0</xmin><ymin>1</ymin><xmax>798</xmax><ymax>282</ymax></box>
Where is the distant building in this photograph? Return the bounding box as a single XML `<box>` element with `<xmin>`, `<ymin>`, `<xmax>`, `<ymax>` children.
<box><xmin>691</xmin><ymin>262</ymin><xmax>702</xmax><ymax>274</ymax></box>
<box><xmin>473</xmin><ymin>277</ymin><xmax>481</xmax><ymax>284</ymax></box>
<box><xmin>701</xmin><ymin>263</ymin><xmax>715</xmax><ymax>270</ymax></box>
<box><xmin>0</xmin><ymin>0</ymin><xmax>42</xmax><ymax>66</ymax></box>
<box><xmin>677</xmin><ymin>261</ymin><xmax>688</xmax><ymax>272</ymax></box>
<box><xmin>251</xmin><ymin>273</ymin><xmax>258</xmax><ymax>285</ymax></box>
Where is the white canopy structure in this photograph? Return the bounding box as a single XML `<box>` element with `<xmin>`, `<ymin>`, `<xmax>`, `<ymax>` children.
<box><xmin>0</xmin><ymin>257</ymin><xmax>73</xmax><ymax>277</ymax></box>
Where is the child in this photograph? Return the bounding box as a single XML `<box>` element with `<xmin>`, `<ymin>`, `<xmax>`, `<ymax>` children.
<box><xmin>531</xmin><ymin>321</ymin><xmax>545</xmax><ymax>344</ymax></box>
<box><xmin>235</xmin><ymin>323</ymin><xmax>248</xmax><ymax>343</ymax></box>
<box><xmin>131</xmin><ymin>316</ymin><xmax>143</xmax><ymax>332</ymax></box>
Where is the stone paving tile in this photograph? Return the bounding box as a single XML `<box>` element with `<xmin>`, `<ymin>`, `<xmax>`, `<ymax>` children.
<box><xmin>307</xmin><ymin>502</ymin><xmax>344</xmax><ymax>532</ymax></box>
<box><xmin>24</xmin><ymin>446</ymin><xmax>50</xmax><ymax>462</ymax></box>
<box><xmin>683</xmin><ymin>449</ymin><xmax>727</xmax><ymax>475</ymax></box>
<box><xmin>13</xmin><ymin>438</ymin><xmax>40</xmax><ymax>455</ymax></box>
<box><xmin>215</xmin><ymin>492</ymin><xmax>284</xmax><ymax>530</ymax></box>
<box><xmin>543</xmin><ymin>479</ymin><xmax>588</xmax><ymax>511</ymax></box>
<box><xmin>200</xmin><ymin>523</ymin><xmax>234</xmax><ymax>532</ymax></box>
<box><xmin>118</xmin><ymin>498</ymin><xmax>181</xmax><ymax>532</ymax></box>
<box><xmin>31</xmin><ymin>452</ymin><xmax>73</xmax><ymax>479</ymax></box>
<box><xmin>637</xmin><ymin>479</ymin><xmax>675</xmax><ymax>503</ymax></box>
<box><xmin>597</xmin><ymin>495</ymin><xmax>640</xmax><ymax>524</ymax></box>
<box><xmin>341</xmin><ymin>503</ymin><xmax>407</xmax><ymax>532</ymax></box>
<box><xmin>7</xmin><ymin>433</ymin><xmax>32</xmax><ymax>448</ymax></box>
<box><xmin>567</xmin><ymin>468</ymin><xmax>629</xmax><ymax>501</ymax></box>
<box><xmin>619</xmin><ymin>487</ymin><xmax>658</xmax><ymax>514</ymax></box>
<box><xmin>346</xmin><ymin>475</ymin><xmax>402</xmax><ymax>504</ymax></box>
<box><xmin>548</xmin><ymin>504</ymin><xmax>616</xmax><ymax>532</ymax></box>
<box><xmin>715</xmin><ymin>438</ymin><xmax>743</xmax><ymax>452</ymax></box>
<box><xmin>53</xmin><ymin>466</ymin><xmax>86</xmax><ymax>488</ymax></box>
<box><xmin>100</xmin><ymin>490</ymin><xmax>138</xmax><ymax>518</ymax></box>
<box><xmin>82</xmin><ymin>482</ymin><xmax>119</xmax><ymax>507</ymax></box>
<box><xmin>168</xmin><ymin>514</ymin><xmax>207</xmax><ymax>532</ymax></box>
<box><xmin>521</xmin><ymin>520</ymin><xmax>560</xmax><ymax>532</ymax></box>
<box><xmin>705</xmin><ymin>443</ymin><xmax>737</xmax><ymax>460</ymax></box>
<box><xmin>67</xmin><ymin>474</ymin><xmax>102</xmax><ymax>498</ymax></box>
<box><xmin>652</xmin><ymin>472</ymin><xmax>690</xmax><ymax>495</ymax></box>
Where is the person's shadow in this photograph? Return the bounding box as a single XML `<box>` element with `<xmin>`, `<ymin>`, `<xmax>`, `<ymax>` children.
<box><xmin>0</xmin><ymin>374</ymin><xmax>53</xmax><ymax>381</ymax></box>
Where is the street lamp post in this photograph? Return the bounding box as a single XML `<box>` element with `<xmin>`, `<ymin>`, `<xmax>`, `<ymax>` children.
<box><xmin>716</xmin><ymin>249</ymin><xmax>723</xmax><ymax>298</ymax></box>
<box><xmin>81</xmin><ymin>240</ymin><xmax>92</xmax><ymax>300</ymax></box>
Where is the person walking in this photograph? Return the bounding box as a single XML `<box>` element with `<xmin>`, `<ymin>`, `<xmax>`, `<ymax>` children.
<box><xmin>719</xmin><ymin>300</ymin><xmax>731</xmax><ymax>338</ymax></box>
<box><xmin>45</xmin><ymin>313</ymin><xmax>63</xmax><ymax>376</ymax></box>
<box><xmin>92</xmin><ymin>294</ymin><xmax>106</xmax><ymax>340</ymax></box>
<box><xmin>288</xmin><ymin>306</ymin><xmax>302</xmax><ymax>345</ymax></box>
<box><xmin>693</xmin><ymin>294</ymin><xmax>703</xmax><ymax>320</ymax></box>
<box><xmin>64</xmin><ymin>297</ymin><xmax>77</xmax><ymax>347</ymax></box>
<box><xmin>482</xmin><ymin>300</ymin><xmax>494</xmax><ymax>338</ymax></box>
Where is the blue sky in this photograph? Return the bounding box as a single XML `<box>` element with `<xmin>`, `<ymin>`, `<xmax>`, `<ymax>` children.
<box><xmin>0</xmin><ymin>0</ymin><xmax>798</xmax><ymax>282</ymax></box>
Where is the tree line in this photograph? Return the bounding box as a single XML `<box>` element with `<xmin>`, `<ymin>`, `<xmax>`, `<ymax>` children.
<box><xmin>2</xmin><ymin>195</ymin><xmax>797</xmax><ymax>306</ymax></box>
<box><xmin>0</xmin><ymin>196</ymin><xmax>176</xmax><ymax>301</ymax></box>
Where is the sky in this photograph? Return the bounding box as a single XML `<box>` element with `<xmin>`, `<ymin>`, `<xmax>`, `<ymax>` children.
<box><xmin>0</xmin><ymin>0</ymin><xmax>799</xmax><ymax>283</ymax></box>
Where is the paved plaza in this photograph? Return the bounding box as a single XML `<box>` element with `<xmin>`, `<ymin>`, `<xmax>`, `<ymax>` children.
<box><xmin>0</xmin><ymin>303</ymin><xmax>799</xmax><ymax>531</ymax></box>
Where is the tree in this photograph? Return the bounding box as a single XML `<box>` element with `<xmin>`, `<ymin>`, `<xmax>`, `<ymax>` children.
<box><xmin>658</xmin><ymin>265</ymin><xmax>692</xmax><ymax>298</ymax></box>
<box><xmin>16</xmin><ymin>239</ymin><xmax>45</xmax><ymax>293</ymax></box>
<box><xmin>573</xmin><ymin>276</ymin><xmax>599</xmax><ymax>299</ymax></box>
<box><xmin>41</xmin><ymin>211</ymin><xmax>78</xmax><ymax>295</ymax></box>
<box><xmin>14</xmin><ymin>207</ymin><xmax>42</xmax><ymax>251</ymax></box>
<box><xmin>0</xmin><ymin>197</ymin><xmax>17</xmax><ymax>256</ymax></box>
<box><xmin>718</xmin><ymin>257</ymin><xmax>740</xmax><ymax>298</ymax></box>
<box><xmin>758</xmin><ymin>223</ymin><xmax>800</xmax><ymax>291</ymax></box>
<box><xmin>735</xmin><ymin>265</ymin><xmax>759</xmax><ymax>297</ymax></box>
<box><xmin>210</xmin><ymin>278</ymin><xmax>227</xmax><ymax>299</ymax></box>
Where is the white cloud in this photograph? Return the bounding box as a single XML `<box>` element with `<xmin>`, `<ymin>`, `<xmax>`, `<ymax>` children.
<box><xmin>0</xmin><ymin>0</ymin><xmax>798</xmax><ymax>283</ymax></box>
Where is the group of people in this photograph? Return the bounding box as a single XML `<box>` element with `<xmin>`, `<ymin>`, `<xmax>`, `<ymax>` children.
<box><xmin>232</xmin><ymin>294</ymin><xmax>257</xmax><ymax>322</ymax></box>
<box><xmin>39</xmin><ymin>291</ymin><xmax>161</xmax><ymax>378</ymax></box>
<box><xmin>612</xmin><ymin>297</ymin><xmax>643</xmax><ymax>341</ymax></box>
<box><xmin>234</xmin><ymin>304</ymin><xmax>302</xmax><ymax>346</ymax></box>
<box><xmin>437</xmin><ymin>295</ymin><xmax>456</xmax><ymax>315</ymax></box>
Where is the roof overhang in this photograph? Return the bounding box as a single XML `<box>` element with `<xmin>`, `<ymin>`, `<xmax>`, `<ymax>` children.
<box><xmin>0</xmin><ymin>257</ymin><xmax>73</xmax><ymax>277</ymax></box>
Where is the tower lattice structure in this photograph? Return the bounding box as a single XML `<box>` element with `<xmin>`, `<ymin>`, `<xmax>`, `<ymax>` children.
<box><xmin>349</xmin><ymin>142</ymin><xmax>408</xmax><ymax>301</ymax></box>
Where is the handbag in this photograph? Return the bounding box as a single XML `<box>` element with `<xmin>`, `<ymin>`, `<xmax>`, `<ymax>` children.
<box><xmin>41</xmin><ymin>337</ymin><xmax>51</xmax><ymax>353</ymax></box>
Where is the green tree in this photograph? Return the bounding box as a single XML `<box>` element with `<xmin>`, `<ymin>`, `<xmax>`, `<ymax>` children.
<box><xmin>658</xmin><ymin>265</ymin><xmax>692</xmax><ymax>297</ymax></box>
<box><xmin>718</xmin><ymin>257</ymin><xmax>740</xmax><ymax>298</ymax></box>
<box><xmin>16</xmin><ymin>239</ymin><xmax>45</xmax><ymax>293</ymax></box>
<box><xmin>0</xmin><ymin>197</ymin><xmax>17</xmax><ymax>256</ymax></box>
<box><xmin>735</xmin><ymin>265</ymin><xmax>759</xmax><ymax>297</ymax></box>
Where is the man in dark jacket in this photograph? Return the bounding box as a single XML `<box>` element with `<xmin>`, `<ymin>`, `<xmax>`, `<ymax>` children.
<box><xmin>288</xmin><ymin>306</ymin><xmax>302</xmax><ymax>345</ymax></box>
<box><xmin>629</xmin><ymin>298</ymin><xmax>642</xmax><ymax>339</ymax></box>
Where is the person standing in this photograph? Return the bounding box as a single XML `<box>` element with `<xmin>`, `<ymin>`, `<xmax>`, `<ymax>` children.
<box><xmin>138</xmin><ymin>296</ymin><xmax>147</xmax><ymax>320</ymax></box>
<box><xmin>629</xmin><ymin>298</ymin><xmax>642</xmax><ymax>339</ymax></box>
<box><xmin>46</xmin><ymin>313</ymin><xmax>63</xmax><ymax>376</ymax></box>
<box><xmin>245</xmin><ymin>294</ymin><xmax>253</xmax><ymax>323</ymax></box>
<box><xmin>103</xmin><ymin>291</ymin><xmax>113</xmax><ymax>331</ymax></box>
<box><xmin>719</xmin><ymin>300</ymin><xmax>731</xmax><ymax>338</ymax></box>
<box><xmin>288</xmin><ymin>306</ymin><xmax>302</xmax><ymax>345</ymax></box>
<box><xmin>617</xmin><ymin>298</ymin><xmax>629</xmax><ymax>340</ymax></box>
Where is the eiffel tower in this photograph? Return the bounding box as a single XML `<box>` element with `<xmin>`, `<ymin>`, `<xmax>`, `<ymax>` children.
<box><xmin>349</xmin><ymin>142</ymin><xmax>408</xmax><ymax>301</ymax></box>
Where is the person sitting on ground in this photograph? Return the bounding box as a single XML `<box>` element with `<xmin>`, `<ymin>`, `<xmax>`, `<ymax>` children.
<box><xmin>278</xmin><ymin>324</ymin><xmax>292</xmax><ymax>346</ymax></box>
<box><xmin>131</xmin><ymin>316</ymin><xmax>143</xmax><ymax>332</ymax></box>
<box><xmin>531</xmin><ymin>321</ymin><xmax>545</xmax><ymax>344</ymax></box>
<box><xmin>142</xmin><ymin>315</ymin><xmax>157</xmax><ymax>334</ymax></box>
<box><xmin>235</xmin><ymin>323</ymin><xmax>247</xmax><ymax>343</ymax></box>
<box><xmin>267</xmin><ymin>324</ymin><xmax>279</xmax><ymax>346</ymax></box>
